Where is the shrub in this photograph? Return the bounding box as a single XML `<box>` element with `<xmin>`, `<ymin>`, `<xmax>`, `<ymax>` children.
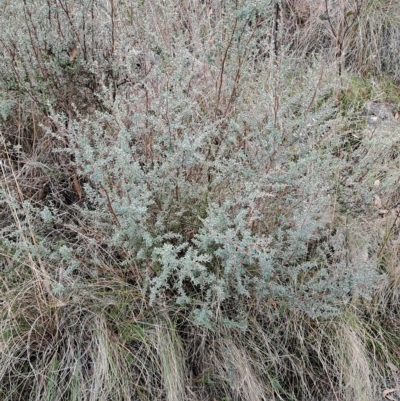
<box><xmin>0</xmin><ymin>1</ymin><xmax>398</xmax><ymax>400</ymax></box>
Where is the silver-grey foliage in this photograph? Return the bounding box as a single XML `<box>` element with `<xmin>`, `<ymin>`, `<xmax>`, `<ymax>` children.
<box><xmin>0</xmin><ymin>0</ymin><xmax>386</xmax><ymax>331</ymax></box>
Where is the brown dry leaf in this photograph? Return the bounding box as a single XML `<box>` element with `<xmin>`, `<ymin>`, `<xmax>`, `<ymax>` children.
<box><xmin>71</xmin><ymin>171</ymin><xmax>82</xmax><ymax>200</ymax></box>
<box><xmin>395</xmin><ymin>111</ymin><xmax>399</xmax><ymax>120</ymax></box>
<box><xmin>69</xmin><ymin>44</ymin><xmax>77</xmax><ymax>62</ymax></box>
<box><xmin>383</xmin><ymin>388</ymin><xmax>400</xmax><ymax>401</ymax></box>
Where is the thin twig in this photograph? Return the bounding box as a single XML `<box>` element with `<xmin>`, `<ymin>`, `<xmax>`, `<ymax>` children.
<box><xmin>377</xmin><ymin>209</ymin><xmax>400</xmax><ymax>259</ymax></box>
<box><xmin>100</xmin><ymin>184</ymin><xmax>121</xmax><ymax>227</ymax></box>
